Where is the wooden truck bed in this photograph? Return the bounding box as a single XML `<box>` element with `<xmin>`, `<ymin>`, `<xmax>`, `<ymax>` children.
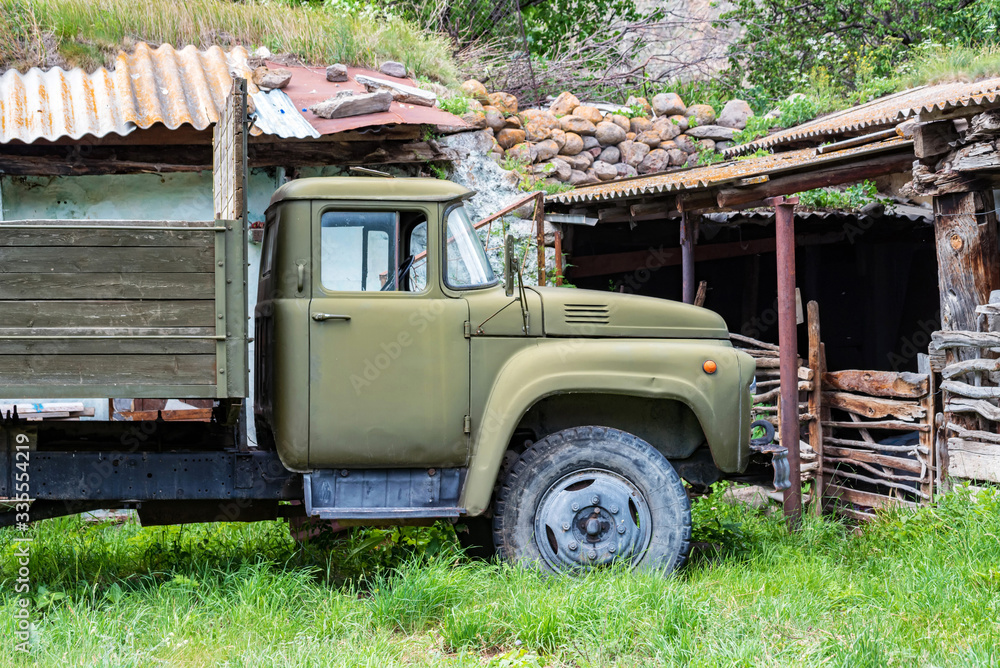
<box><xmin>0</xmin><ymin>217</ymin><xmax>248</xmax><ymax>399</ymax></box>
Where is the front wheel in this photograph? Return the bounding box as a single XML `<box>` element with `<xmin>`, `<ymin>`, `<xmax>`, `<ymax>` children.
<box><xmin>493</xmin><ymin>426</ymin><xmax>691</xmax><ymax>573</ymax></box>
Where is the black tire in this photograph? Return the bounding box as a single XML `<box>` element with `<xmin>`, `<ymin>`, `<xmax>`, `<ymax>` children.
<box><xmin>493</xmin><ymin>426</ymin><xmax>691</xmax><ymax>573</ymax></box>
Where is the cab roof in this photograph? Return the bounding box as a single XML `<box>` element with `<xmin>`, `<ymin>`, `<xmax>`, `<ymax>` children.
<box><xmin>268</xmin><ymin>177</ymin><xmax>474</xmax><ymax>208</ymax></box>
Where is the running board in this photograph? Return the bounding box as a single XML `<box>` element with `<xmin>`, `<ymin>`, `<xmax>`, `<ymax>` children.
<box><xmin>303</xmin><ymin>468</ymin><xmax>465</xmax><ymax>520</ymax></box>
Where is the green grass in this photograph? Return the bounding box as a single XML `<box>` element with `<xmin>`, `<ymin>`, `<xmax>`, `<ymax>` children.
<box><xmin>1</xmin><ymin>485</ymin><xmax>999</xmax><ymax>666</ymax></box>
<box><xmin>0</xmin><ymin>0</ymin><xmax>459</xmax><ymax>82</ymax></box>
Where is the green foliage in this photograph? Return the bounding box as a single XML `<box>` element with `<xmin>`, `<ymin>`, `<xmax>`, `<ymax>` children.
<box><xmin>695</xmin><ymin>144</ymin><xmax>724</xmax><ymax>166</ymax></box>
<box><xmin>731</xmin><ymin>95</ymin><xmax>823</xmax><ymax>145</ymax></box>
<box><xmin>438</xmin><ymin>95</ymin><xmax>472</xmax><ymax>116</ymax></box>
<box><xmin>0</xmin><ymin>0</ymin><xmax>460</xmax><ymax>82</ymax></box>
<box><xmin>717</xmin><ymin>0</ymin><xmax>1000</xmax><ymax>103</ymax></box>
<box><xmin>427</xmin><ymin>163</ymin><xmax>449</xmax><ymax>179</ymax></box>
<box><xmin>622</xmin><ymin>101</ymin><xmax>648</xmax><ymax>118</ymax></box>
<box><xmin>797</xmin><ymin>180</ymin><xmax>894</xmax><ymax>212</ymax></box>
<box><xmin>520</xmin><ymin>0</ymin><xmax>648</xmax><ymax>56</ymax></box>
<box><xmin>2</xmin><ymin>486</ymin><xmax>1000</xmax><ymax>664</ymax></box>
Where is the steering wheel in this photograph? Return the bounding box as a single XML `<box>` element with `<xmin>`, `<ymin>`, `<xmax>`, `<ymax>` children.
<box><xmin>381</xmin><ymin>254</ymin><xmax>416</xmax><ymax>292</ymax></box>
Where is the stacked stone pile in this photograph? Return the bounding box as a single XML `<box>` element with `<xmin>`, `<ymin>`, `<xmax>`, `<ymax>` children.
<box><xmin>456</xmin><ymin>80</ymin><xmax>754</xmax><ymax>186</ymax></box>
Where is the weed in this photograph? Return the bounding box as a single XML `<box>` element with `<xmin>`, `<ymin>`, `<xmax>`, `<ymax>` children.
<box><xmin>0</xmin><ymin>0</ymin><xmax>459</xmax><ymax>82</ymax></box>
<box><xmin>438</xmin><ymin>95</ymin><xmax>472</xmax><ymax>116</ymax></box>
<box><xmin>797</xmin><ymin>179</ymin><xmax>893</xmax><ymax>212</ymax></box>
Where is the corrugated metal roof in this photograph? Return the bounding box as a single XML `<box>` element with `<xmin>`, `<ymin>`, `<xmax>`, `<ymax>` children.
<box><xmin>0</xmin><ymin>42</ymin><xmax>246</xmax><ymax>143</ymax></box>
<box><xmin>0</xmin><ymin>43</ymin><xmax>464</xmax><ymax>144</ymax></box>
<box><xmin>703</xmin><ymin>206</ymin><xmax>932</xmax><ymax>225</ymax></box>
<box><xmin>726</xmin><ymin>77</ymin><xmax>1000</xmax><ymax>157</ymax></box>
<box><xmin>250</xmin><ymin>88</ymin><xmax>321</xmax><ymax>139</ymax></box>
<box><xmin>547</xmin><ymin>136</ymin><xmax>913</xmax><ymax>206</ymax></box>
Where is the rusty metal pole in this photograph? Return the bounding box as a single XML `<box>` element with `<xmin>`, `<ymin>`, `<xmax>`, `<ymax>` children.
<box><xmin>535</xmin><ymin>193</ymin><xmax>546</xmax><ymax>286</ymax></box>
<box><xmin>680</xmin><ymin>212</ymin><xmax>696</xmax><ymax>304</ymax></box>
<box><xmin>554</xmin><ymin>227</ymin><xmax>563</xmax><ymax>286</ymax></box>
<box><xmin>768</xmin><ymin>195</ymin><xmax>802</xmax><ymax>525</ymax></box>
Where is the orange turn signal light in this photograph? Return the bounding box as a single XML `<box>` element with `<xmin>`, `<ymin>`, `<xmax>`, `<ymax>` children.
<box><xmin>703</xmin><ymin>360</ymin><xmax>717</xmax><ymax>374</ymax></box>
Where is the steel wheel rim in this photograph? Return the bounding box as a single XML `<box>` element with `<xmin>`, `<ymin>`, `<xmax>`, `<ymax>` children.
<box><xmin>534</xmin><ymin>468</ymin><xmax>652</xmax><ymax>571</ymax></box>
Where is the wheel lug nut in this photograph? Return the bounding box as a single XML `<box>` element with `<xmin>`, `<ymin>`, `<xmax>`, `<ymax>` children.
<box><xmin>571</xmin><ymin>503</ymin><xmax>579</xmax><ymax>511</ymax></box>
<box><xmin>562</xmin><ymin>523</ymin><xmax>570</xmax><ymax>531</ymax></box>
<box><xmin>610</xmin><ymin>505</ymin><xmax>619</xmax><ymax>514</ymax></box>
<box><xmin>617</xmin><ymin>526</ymin><xmax>626</xmax><ymax>534</ymax></box>
<box><xmin>591</xmin><ymin>495</ymin><xmax>600</xmax><ymax>505</ymax></box>
<box><xmin>609</xmin><ymin>546</ymin><xmax>616</xmax><ymax>554</ymax></box>
<box><xmin>588</xmin><ymin>550</ymin><xmax>597</xmax><ymax>559</ymax></box>
<box><xmin>568</xmin><ymin>541</ymin><xmax>578</xmax><ymax>550</ymax></box>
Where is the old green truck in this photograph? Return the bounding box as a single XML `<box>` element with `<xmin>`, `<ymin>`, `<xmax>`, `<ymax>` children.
<box><xmin>0</xmin><ymin>169</ymin><xmax>785</xmax><ymax>573</ymax></box>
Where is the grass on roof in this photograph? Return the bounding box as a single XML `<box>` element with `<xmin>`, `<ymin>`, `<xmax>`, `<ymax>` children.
<box><xmin>0</xmin><ymin>0</ymin><xmax>459</xmax><ymax>83</ymax></box>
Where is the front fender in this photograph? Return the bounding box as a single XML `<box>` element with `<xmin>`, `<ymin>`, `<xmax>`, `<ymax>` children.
<box><xmin>462</xmin><ymin>338</ymin><xmax>754</xmax><ymax>515</ymax></box>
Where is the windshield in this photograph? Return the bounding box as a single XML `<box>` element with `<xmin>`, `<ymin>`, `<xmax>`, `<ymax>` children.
<box><xmin>444</xmin><ymin>205</ymin><xmax>497</xmax><ymax>289</ymax></box>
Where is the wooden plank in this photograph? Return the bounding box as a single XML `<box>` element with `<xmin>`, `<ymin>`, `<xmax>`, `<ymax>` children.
<box><xmin>918</xmin><ymin>353</ymin><xmax>938</xmax><ymax>503</ymax></box>
<box><xmin>823</xmin><ymin>467</ymin><xmax>929</xmax><ymax>499</ymax></box>
<box><xmin>823</xmin><ymin>419</ymin><xmax>931</xmax><ymax>432</ymax></box>
<box><xmin>932</xmin><ymin>330</ymin><xmax>1000</xmax><ymax>349</ymax></box>
<box><xmin>946</xmin><ymin>422</ymin><xmax>1000</xmax><ymax>444</ymax></box>
<box><xmin>0</xmin><ymin>227</ymin><xmax>214</xmax><ymax>247</ymax></box>
<box><xmin>940</xmin><ymin>379</ymin><xmax>1000</xmax><ymax>399</ymax></box>
<box><xmin>0</xmin><ymin>355</ymin><xmax>217</xmax><ymax>387</ymax></box>
<box><xmin>825</xmin><ymin>483</ymin><xmax>917</xmax><ymax>509</ymax></box>
<box><xmin>822</xmin><ymin>370</ymin><xmax>928</xmax><ymax>398</ymax></box>
<box><xmin>946</xmin><ymin>398</ymin><xmax>1000</xmax><ymax>421</ymax></box>
<box><xmin>730</xmin><ymin>333</ymin><xmax>780</xmax><ymax>351</ymax></box>
<box><xmin>807</xmin><ymin>302</ymin><xmax>824</xmax><ymax>514</ymax></box>
<box><xmin>824</xmin><ymin>445</ymin><xmax>924</xmax><ymax>474</ymax></box>
<box><xmin>0</xmin><ymin>219</ymin><xmax>216</xmax><ymax>228</ymax></box>
<box><xmin>0</xmin><ymin>301</ymin><xmax>216</xmax><ymax>328</ymax></box>
<box><xmin>119</xmin><ymin>408</ymin><xmax>214</xmax><ymax>422</ymax></box>
<box><xmin>826</xmin><ymin>436</ymin><xmax>927</xmax><ymax>454</ymax></box>
<box><xmin>0</xmin><ymin>338</ymin><xmax>215</xmax><ymax>355</ymax></box>
<box><xmin>0</xmin><ymin>402</ymin><xmax>85</xmax><ymax>414</ymax></box>
<box><xmin>823</xmin><ymin>391</ymin><xmax>925</xmax><ymax>421</ymax></box>
<box><xmin>0</xmin><ymin>246</ymin><xmax>214</xmax><ymax>273</ymax></box>
<box><xmin>941</xmin><ymin>357</ymin><xmax>1000</xmax><ymax>379</ymax></box>
<box><xmin>0</xmin><ymin>327</ymin><xmax>215</xmax><ymax>337</ymax></box>
<box><xmin>0</xmin><ymin>384</ymin><xmax>222</xmax><ymax>400</ymax></box>
<box><xmin>0</xmin><ymin>273</ymin><xmax>215</xmax><ymax>300</ymax></box>
<box><xmin>947</xmin><ymin>438</ymin><xmax>1000</xmax><ymax>483</ymax></box>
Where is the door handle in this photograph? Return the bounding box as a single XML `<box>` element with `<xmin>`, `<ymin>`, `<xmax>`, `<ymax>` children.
<box><xmin>312</xmin><ymin>313</ymin><xmax>351</xmax><ymax>322</ymax></box>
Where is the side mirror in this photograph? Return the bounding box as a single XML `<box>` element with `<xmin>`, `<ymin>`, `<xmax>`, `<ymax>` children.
<box><xmin>505</xmin><ymin>234</ymin><xmax>516</xmax><ymax>297</ymax></box>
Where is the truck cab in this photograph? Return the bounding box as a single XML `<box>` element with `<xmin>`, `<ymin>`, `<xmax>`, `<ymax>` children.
<box><xmin>250</xmin><ymin>177</ymin><xmax>762</xmax><ymax>571</ymax></box>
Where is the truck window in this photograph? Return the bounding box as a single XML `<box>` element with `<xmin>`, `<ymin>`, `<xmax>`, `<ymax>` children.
<box><xmin>444</xmin><ymin>204</ymin><xmax>496</xmax><ymax>289</ymax></box>
<box><xmin>320</xmin><ymin>210</ymin><xmax>428</xmax><ymax>292</ymax></box>
<box><xmin>320</xmin><ymin>211</ymin><xmax>396</xmax><ymax>291</ymax></box>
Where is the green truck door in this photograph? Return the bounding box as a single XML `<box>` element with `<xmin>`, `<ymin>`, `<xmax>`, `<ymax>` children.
<box><xmin>307</xmin><ymin>207</ymin><xmax>470</xmax><ymax>468</ymax></box>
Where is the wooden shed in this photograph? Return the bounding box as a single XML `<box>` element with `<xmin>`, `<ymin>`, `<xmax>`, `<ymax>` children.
<box><xmin>544</xmin><ymin>78</ymin><xmax>1000</xmax><ymax>518</ymax></box>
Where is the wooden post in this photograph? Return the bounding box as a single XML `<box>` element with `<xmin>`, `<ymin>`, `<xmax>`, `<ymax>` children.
<box><xmin>933</xmin><ymin>191</ymin><xmax>1000</xmax><ymax>335</ymax></box>
<box><xmin>917</xmin><ymin>353</ymin><xmax>936</xmax><ymax>502</ymax></box>
<box><xmin>807</xmin><ymin>301</ymin><xmax>824</xmax><ymax>515</ymax></box>
<box><xmin>933</xmin><ymin>190</ymin><xmax>1000</xmax><ymax>478</ymax></box>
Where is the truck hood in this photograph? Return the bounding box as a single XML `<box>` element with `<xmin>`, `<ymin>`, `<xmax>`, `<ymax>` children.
<box><xmin>535</xmin><ymin>287</ymin><xmax>730</xmax><ymax>339</ymax></box>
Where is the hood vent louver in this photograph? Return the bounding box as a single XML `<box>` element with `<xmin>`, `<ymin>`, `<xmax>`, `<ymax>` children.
<box><xmin>563</xmin><ymin>303</ymin><xmax>611</xmax><ymax>325</ymax></box>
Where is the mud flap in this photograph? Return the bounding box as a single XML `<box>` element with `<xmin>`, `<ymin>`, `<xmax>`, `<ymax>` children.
<box><xmin>749</xmin><ymin>419</ymin><xmax>792</xmax><ymax>491</ymax></box>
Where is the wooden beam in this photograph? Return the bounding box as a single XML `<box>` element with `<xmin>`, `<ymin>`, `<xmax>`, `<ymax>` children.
<box><xmin>823</xmin><ymin>392</ymin><xmax>925</xmax><ymax>421</ymax></box>
<box><xmin>568</xmin><ymin>232</ymin><xmax>844</xmax><ymax>278</ymax></box>
<box><xmin>913</xmin><ymin>120</ymin><xmax>960</xmax><ymax>159</ymax></box>
<box><xmin>716</xmin><ymin>150</ymin><xmax>914</xmax><ymax>208</ymax></box>
<box><xmin>822</xmin><ymin>370</ymin><xmax>929</xmax><ymax>399</ymax></box>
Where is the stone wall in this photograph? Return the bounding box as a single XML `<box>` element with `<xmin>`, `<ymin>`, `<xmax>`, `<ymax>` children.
<box><xmin>456</xmin><ymin>81</ymin><xmax>753</xmax><ymax>187</ymax></box>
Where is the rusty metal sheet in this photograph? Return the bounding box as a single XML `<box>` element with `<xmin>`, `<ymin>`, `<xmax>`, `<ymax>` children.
<box><xmin>727</xmin><ymin>77</ymin><xmax>1000</xmax><ymax>157</ymax></box>
<box><xmin>270</xmin><ymin>62</ymin><xmax>467</xmax><ymax>134</ymax></box>
<box><xmin>547</xmin><ymin>136</ymin><xmax>913</xmax><ymax>206</ymax></box>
